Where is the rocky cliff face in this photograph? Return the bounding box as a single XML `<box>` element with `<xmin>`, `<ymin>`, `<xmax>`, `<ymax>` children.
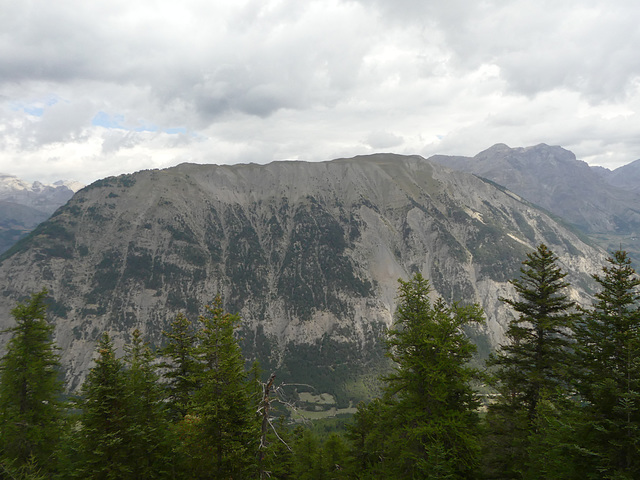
<box><xmin>0</xmin><ymin>154</ymin><xmax>605</xmax><ymax>399</ymax></box>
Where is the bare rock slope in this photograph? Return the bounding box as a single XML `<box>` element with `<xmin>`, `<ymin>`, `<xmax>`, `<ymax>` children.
<box><xmin>0</xmin><ymin>154</ymin><xmax>605</xmax><ymax>398</ymax></box>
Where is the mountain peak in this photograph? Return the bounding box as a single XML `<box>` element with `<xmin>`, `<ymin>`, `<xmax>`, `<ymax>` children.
<box><xmin>475</xmin><ymin>143</ymin><xmax>513</xmax><ymax>159</ymax></box>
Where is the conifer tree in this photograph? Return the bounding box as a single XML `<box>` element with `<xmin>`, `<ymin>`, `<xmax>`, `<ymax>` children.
<box><xmin>573</xmin><ymin>250</ymin><xmax>640</xmax><ymax>478</ymax></box>
<box><xmin>348</xmin><ymin>273</ymin><xmax>484</xmax><ymax>479</ymax></box>
<box><xmin>75</xmin><ymin>332</ymin><xmax>130</xmax><ymax>479</ymax></box>
<box><xmin>177</xmin><ymin>296</ymin><xmax>258</xmax><ymax>478</ymax></box>
<box><xmin>291</xmin><ymin>428</ymin><xmax>324</xmax><ymax>480</ymax></box>
<box><xmin>0</xmin><ymin>289</ymin><xmax>63</xmax><ymax>475</ymax></box>
<box><xmin>160</xmin><ymin>313</ymin><xmax>200</xmax><ymax>420</ymax></box>
<box><xmin>484</xmin><ymin>244</ymin><xmax>577</xmax><ymax>479</ymax></box>
<box><xmin>346</xmin><ymin>398</ymin><xmax>389</xmax><ymax>478</ymax></box>
<box><xmin>122</xmin><ymin>329</ymin><xmax>172</xmax><ymax>479</ymax></box>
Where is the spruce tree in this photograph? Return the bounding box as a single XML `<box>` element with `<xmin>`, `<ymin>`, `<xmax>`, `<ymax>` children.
<box><xmin>160</xmin><ymin>313</ymin><xmax>200</xmax><ymax>420</ymax></box>
<box><xmin>348</xmin><ymin>273</ymin><xmax>484</xmax><ymax>479</ymax></box>
<box><xmin>484</xmin><ymin>244</ymin><xmax>577</xmax><ymax>479</ymax></box>
<box><xmin>177</xmin><ymin>296</ymin><xmax>258</xmax><ymax>478</ymax></box>
<box><xmin>75</xmin><ymin>332</ymin><xmax>131</xmax><ymax>479</ymax></box>
<box><xmin>122</xmin><ymin>329</ymin><xmax>172</xmax><ymax>479</ymax></box>
<box><xmin>573</xmin><ymin>250</ymin><xmax>640</xmax><ymax>478</ymax></box>
<box><xmin>0</xmin><ymin>289</ymin><xmax>63</xmax><ymax>475</ymax></box>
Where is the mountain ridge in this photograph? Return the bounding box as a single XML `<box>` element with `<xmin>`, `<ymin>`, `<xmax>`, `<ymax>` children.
<box><xmin>0</xmin><ymin>153</ymin><xmax>604</xmax><ymax>399</ymax></box>
<box><xmin>429</xmin><ymin>143</ymin><xmax>640</xmax><ymax>241</ymax></box>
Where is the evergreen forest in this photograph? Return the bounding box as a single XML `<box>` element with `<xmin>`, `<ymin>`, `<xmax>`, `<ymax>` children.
<box><xmin>1</xmin><ymin>244</ymin><xmax>639</xmax><ymax>479</ymax></box>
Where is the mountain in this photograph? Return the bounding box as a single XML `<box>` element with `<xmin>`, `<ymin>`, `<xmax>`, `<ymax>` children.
<box><xmin>0</xmin><ymin>154</ymin><xmax>604</xmax><ymax>402</ymax></box>
<box><xmin>430</xmin><ymin>143</ymin><xmax>640</xmax><ymax>234</ymax></box>
<box><xmin>429</xmin><ymin>144</ymin><xmax>640</xmax><ymax>262</ymax></box>
<box><xmin>0</xmin><ymin>174</ymin><xmax>83</xmax><ymax>253</ymax></box>
<box><xmin>0</xmin><ymin>174</ymin><xmax>81</xmax><ymax>214</ymax></box>
<box><xmin>0</xmin><ymin>201</ymin><xmax>50</xmax><ymax>254</ymax></box>
<box><xmin>606</xmin><ymin>158</ymin><xmax>640</xmax><ymax>193</ymax></box>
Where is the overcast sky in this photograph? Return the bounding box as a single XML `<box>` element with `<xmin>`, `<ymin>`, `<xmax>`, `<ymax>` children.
<box><xmin>2</xmin><ymin>0</ymin><xmax>640</xmax><ymax>184</ymax></box>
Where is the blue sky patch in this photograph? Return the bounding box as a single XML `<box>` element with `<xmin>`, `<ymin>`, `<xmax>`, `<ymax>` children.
<box><xmin>24</xmin><ymin>106</ymin><xmax>44</xmax><ymax>116</ymax></box>
<box><xmin>165</xmin><ymin>127</ymin><xmax>187</xmax><ymax>134</ymax></box>
<box><xmin>92</xmin><ymin>111</ymin><xmax>126</xmax><ymax>129</ymax></box>
<box><xmin>92</xmin><ymin>111</ymin><xmax>184</xmax><ymax>134</ymax></box>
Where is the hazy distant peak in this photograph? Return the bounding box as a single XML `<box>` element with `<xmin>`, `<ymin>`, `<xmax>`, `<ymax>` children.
<box><xmin>0</xmin><ymin>174</ymin><xmax>30</xmax><ymax>193</ymax></box>
<box><xmin>607</xmin><ymin>158</ymin><xmax>640</xmax><ymax>192</ymax></box>
<box><xmin>476</xmin><ymin>143</ymin><xmax>512</xmax><ymax>157</ymax></box>
<box><xmin>474</xmin><ymin>143</ymin><xmax>577</xmax><ymax>163</ymax></box>
<box><xmin>0</xmin><ymin>174</ymin><xmax>84</xmax><ymax>194</ymax></box>
<box><xmin>0</xmin><ymin>173</ymin><xmax>83</xmax><ymax>215</ymax></box>
<box><xmin>53</xmin><ymin>180</ymin><xmax>84</xmax><ymax>192</ymax></box>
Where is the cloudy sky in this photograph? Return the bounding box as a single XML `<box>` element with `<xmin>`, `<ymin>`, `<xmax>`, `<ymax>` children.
<box><xmin>2</xmin><ymin>0</ymin><xmax>640</xmax><ymax>185</ymax></box>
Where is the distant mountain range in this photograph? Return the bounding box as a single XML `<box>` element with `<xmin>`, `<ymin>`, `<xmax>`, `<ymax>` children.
<box><xmin>0</xmin><ymin>174</ymin><xmax>83</xmax><ymax>253</ymax></box>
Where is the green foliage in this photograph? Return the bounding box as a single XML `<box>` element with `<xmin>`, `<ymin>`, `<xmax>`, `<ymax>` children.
<box><xmin>160</xmin><ymin>313</ymin><xmax>200</xmax><ymax>420</ymax></box>
<box><xmin>347</xmin><ymin>273</ymin><xmax>484</xmax><ymax>479</ymax></box>
<box><xmin>279</xmin><ymin>327</ymin><xmax>388</xmax><ymax>407</ymax></box>
<box><xmin>291</xmin><ymin>428</ymin><xmax>324</xmax><ymax>480</ymax></box>
<box><xmin>12</xmin><ymin>246</ymin><xmax>640</xmax><ymax>479</ymax></box>
<box><xmin>122</xmin><ymin>330</ymin><xmax>172</xmax><ymax>479</ymax></box>
<box><xmin>572</xmin><ymin>250</ymin><xmax>640</xmax><ymax>478</ymax></box>
<box><xmin>484</xmin><ymin>244</ymin><xmax>578</xmax><ymax>479</ymax></box>
<box><xmin>174</xmin><ymin>296</ymin><xmax>259</xmax><ymax>479</ymax></box>
<box><xmin>0</xmin><ymin>289</ymin><xmax>64</xmax><ymax>475</ymax></box>
<box><xmin>73</xmin><ymin>331</ymin><xmax>173</xmax><ymax>479</ymax></box>
<box><xmin>74</xmin><ymin>333</ymin><xmax>131</xmax><ymax>479</ymax></box>
<box><xmin>490</xmin><ymin>244</ymin><xmax>576</xmax><ymax>421</ymax></box>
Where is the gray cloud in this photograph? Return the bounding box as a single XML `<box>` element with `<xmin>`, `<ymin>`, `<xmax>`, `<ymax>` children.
<box><xmin>1</xmin><ymin>0</ymin><xmax>640</xmax><ymax>183</ymax></box>
<box><xmin>364</xmin><ymin>131</ymin><xmax>404</xmax><ymax>149</ymax></box>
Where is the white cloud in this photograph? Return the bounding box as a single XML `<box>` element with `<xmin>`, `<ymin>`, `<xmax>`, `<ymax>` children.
<box><xmin>1</xmin><ymin>0</ymin><xmax>640</xmax><ymax>183</ymax></box>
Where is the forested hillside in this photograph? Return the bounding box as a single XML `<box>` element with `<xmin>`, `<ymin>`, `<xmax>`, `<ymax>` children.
<box><xmin>1</xmin><ymin>245</ymin><xmax>638</xmax><ymax>479</ymax></box>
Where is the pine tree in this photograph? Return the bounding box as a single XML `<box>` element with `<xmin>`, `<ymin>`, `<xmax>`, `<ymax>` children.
<box><xmin>75</xmin><ymin>332</ymin><xmax>131</xmax><ymax>479</ymax></box>
<box><xmin>348</xmin><ymin>273</ymin><xmax>484</xmax><ymax>479</ymax></box>
<box><xmin>122</xmin><ymin>329</ymin><xmax>172</xmax><ymax>479</ymax></box>
<box><xmin>573</xmin><ymin>250</ymin><xmax>640</xmax><ymax>478</ymax></box>
<box><xmin>160</xmin><ymin>313</ymin><xmax>200</xmax><ymax>420</ymax></box>
<box><xmin>484</xmin><ymin>244</ymin><xmax>577</xmax><ymax>479</ymax></box>
<box><xmin>320</xmin><ymin>432</ymin><xmax>350</xmax><ymax>479</ymax></box>
<box><xmin>0</xmin><ymin>289</ymin><xmax>63</xmax><ymax>475</ymax></box>
<box><xmin>346</xmin><ymin>398</ymin><xmax>390</xmax><ymax>478</ymax></box>
<box><xmin>492</xmin><ymin>244</ymin><xmax>576</xmax><ymax>419</ymax></box>
<box><xmin>291</xmin><ymin>428</ymin><xmax>324</xmax><ymax>480</ymax></box>
<box><xmin>177</xmin><ymin>296</ymin><xmax>258</xmax><ymax>478</ymax></box>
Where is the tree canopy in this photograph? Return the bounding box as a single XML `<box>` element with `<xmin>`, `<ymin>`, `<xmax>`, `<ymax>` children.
<box><xmin>348</xmin><ymin>273</ymin><xmax>484</xmax><ymax>478</ymax></box>
<box><xmin>0</xmin><ymin>289</ymin><xmax>63</xmax><ymax>476</ymax></box>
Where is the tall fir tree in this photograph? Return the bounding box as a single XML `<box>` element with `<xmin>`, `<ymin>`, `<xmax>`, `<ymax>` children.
<box><xmin>176</xmin><ymin>296</ymin><xmax>258</xmax><ymax>479</ymax></box>
<box><xmin>573</xmin><ymin>250</ymin><xmax>640</xmax><ymax>479</ymax></box>
<box><xmin>75</xmin><ymin>332</ymin><xmax>131</xmax><ymax>479</ymax></box>
<box><xmin>484</xmin><ymin>244</ymin><xmax>577</xmax><ymax>479</ymax></box>
<box><xmin>160</xmin><ymin>313</ymin><xmax>200</xmax><ymax>421</ymax></box>
<box><xmin>348</xmin><ymin>273</ymin><xmax>484</xmax><ymax>479</ymax></box>
<box><xmin>0</xmin><ymin>289</ymin><xmax>63</xmax><ymax>476</ymax></box>
<box><xmin>122</xmin><ymin>329</ymin><xmax>172</xmax><ymax>479</ymax></box>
